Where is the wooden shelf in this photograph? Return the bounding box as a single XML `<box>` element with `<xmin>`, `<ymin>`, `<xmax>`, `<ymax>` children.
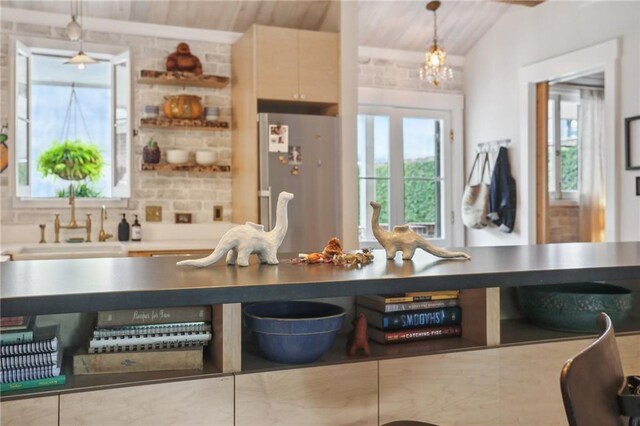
<box><xmin>140</xmin><ymin>162</ymin><xmax>230</xmax><ymax>173</ymax></box>
<box><xmin>138</xmin><ymin>70</ymin><xmax>229</xmax><ymax>89</ymax></box>
<box><xmin>240</xmin><ymin>333</ymin><xmax>484</xmax><ymax>375</ymax></box>
<box><xmin>500</xmin><ymin>317</ymin><xmax>640</xmax><ymax>346</ymax></box>
<box><xmin>140</xmin><ymin>117</ymin><xmax>229</xmax><ymax>131</ymax></box>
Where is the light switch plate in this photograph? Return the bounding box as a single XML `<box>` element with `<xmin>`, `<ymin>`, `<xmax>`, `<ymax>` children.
<box><xmin>146</xmin><ymin>206</ymin><xmax>162</xmax><ymax>222</ymax></box>
<box><xmin>213</xmin><ymin>205</ymin><xmax>223</xmax><ymax>221</ymax></box>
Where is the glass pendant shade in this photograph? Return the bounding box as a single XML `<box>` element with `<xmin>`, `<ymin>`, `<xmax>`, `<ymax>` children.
<box><xmin>65</xmin><ymin>50</ymin><xmax>98</xmax><ymax>70</ymax></box>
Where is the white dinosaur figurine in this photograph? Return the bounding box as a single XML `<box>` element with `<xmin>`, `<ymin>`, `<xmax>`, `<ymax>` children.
<box><xmin>177</xmin><ymin>192</ymin><xmax>294</xmax><ymax>267</ymax></box>
<box><xmin>370</xmin><ymin>201</ymin><xmax>470</xmax><ymax>261</ymax></box>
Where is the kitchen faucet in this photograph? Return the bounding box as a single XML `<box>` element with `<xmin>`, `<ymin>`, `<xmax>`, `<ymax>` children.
<box><xmin>98</xmin><ymin>205</ymin><xmax>113</xmax><ymax>242</ymax></box>
<box><xmin>53</xmin><ymin>184</ymin><xmax>92</xmax><ymax>243</ymax></box>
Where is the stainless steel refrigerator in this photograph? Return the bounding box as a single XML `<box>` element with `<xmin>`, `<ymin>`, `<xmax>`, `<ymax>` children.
<box><xmin>258</xmin><ymin>113</ymin><xmax>341</xmax><ymax>254</ymax></box>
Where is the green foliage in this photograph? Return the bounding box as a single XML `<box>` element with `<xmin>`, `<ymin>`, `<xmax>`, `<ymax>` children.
<box><xmin>372</xmin><ymin>159</ymin><xmax>437</xmax><ymax>225</ymax></box>
<box><xmin>56</xmin><ymin>182</ymin><xmax>102</xmax><ymax>198</ymax></box>
<box><xmin>561</xmin><ymin>146</ymin><xmax>578</xmax><ymax>192</ymax></box>
<box><xmin>146</xmin><ymin>138</ymin><xmax>158</xmax><ymax>148</ymax></box>
<box><xmin>37</xmin><ymin>139</ymin><xmax>104</xmax><ymax>182</ymax></box>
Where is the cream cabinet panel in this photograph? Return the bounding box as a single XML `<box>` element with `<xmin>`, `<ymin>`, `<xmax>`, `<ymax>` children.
<box><xmin>256</xmin><ymin>26</ymin><xmax>299</xmax><ymax>102</ymax></box>
<box><xmin>59</xmin><ymin>376</ymin><xmax>234</xmax><ymax>426</ymax></box>
<box><xmin>380</xmin><ymin>348</ymin><xmax>501</xmax><ymax>426</ymax></box>
<box><xmin>298</xmin><ymin>30</ymin><xmax>339</xmax><ymax>103</ymax></box>
<box><xmin>0</xmin><ymin>396</ymin><xmax>59</xmax><ymax>426</ymax></box>
<box><xmin>235</xmin><ymin>362</ymin><xmax>378</xmax><ymax>426</ymax></box>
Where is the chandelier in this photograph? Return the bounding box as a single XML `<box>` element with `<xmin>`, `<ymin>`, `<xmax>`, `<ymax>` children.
<box><xmin>64</xmin><ymin>0</ymin><xmax>97</xmax><ymax>70</ymax></box>
<box><xmin>419</xmin><ymin>1</ymin><xmax>453</xmax><ymax>87</ymax></box>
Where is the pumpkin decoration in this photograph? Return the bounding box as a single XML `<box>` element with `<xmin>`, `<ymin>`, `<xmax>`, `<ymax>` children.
<box><xmin>166</xmin><ymin>43</ymin><xmax>203</xmax><ymax>75</ymax></box>
<box><xmin>163</xmin><ymin>95</ymin><xmax>203</xmax><ymax>120</ymax></box>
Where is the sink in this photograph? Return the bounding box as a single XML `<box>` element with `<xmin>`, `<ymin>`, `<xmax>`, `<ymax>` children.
<box><xmin>10</xmin><ymin>242</ymin><xmax>128</xmax><ymax>260</ymax></box>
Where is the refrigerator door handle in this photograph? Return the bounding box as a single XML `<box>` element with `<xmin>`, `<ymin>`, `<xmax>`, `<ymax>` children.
<box><xmin>258</xmin><ymin>186</ymin><xmax>272</xmax><ymax>230</ymax></box>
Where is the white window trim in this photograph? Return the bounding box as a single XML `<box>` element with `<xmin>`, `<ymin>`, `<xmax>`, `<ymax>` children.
<box><xmin>358</xmin><ymin>87</ymin><xmax>465</xmax><ymax>248</ymax></box>
<box><xmin>9</xmin><ymin>35</ymin><xmax>132</xmax><ymax>208</ymax></box>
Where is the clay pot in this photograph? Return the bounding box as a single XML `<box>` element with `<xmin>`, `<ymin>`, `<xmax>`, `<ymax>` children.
<box><xmin>163</xmin><ymin>95</ymin><xmax>203</xmax><ymax>120</ymax></box>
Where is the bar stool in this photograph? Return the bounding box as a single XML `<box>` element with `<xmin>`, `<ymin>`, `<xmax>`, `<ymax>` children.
<box><xmin>560</xmin><ymin>312</ymin><xmax>628</xmax><ymax>426</ymax></box>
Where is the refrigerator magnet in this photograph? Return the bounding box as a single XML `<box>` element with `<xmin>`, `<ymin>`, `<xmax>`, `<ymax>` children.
<box><xmin>291</xmin><ymin>166</ymin><xmax>300</xmax><ymax>176</ymax></box>
<box><xmin>268</xmin><ymin>124</ymin><xmax>289</xmax><ymax>153</ymax></box>
<box><xmin>278</xmin><ymin>154</ymin><xmax>288</xmax><ymax>165</ymax></box>
<box><xmin>288</xmin><ymin>146</ymin><xmax>302</xmax><ymax>165</ymax></box>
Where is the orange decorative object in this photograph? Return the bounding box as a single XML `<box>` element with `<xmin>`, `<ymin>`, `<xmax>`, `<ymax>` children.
<box><xmin>162</xmin><ymin>95</ymin><xmax>203</xmax><ymax>119</ymax></box>
<box><xmin>348</xmin><ymin>313</ymin><xmax>371</xmax><ymax>357</ymax></box>
<box><xmin>166</xmin><ymin>43</ymin><xmax>203</xmax><ymax>75</ymax></box>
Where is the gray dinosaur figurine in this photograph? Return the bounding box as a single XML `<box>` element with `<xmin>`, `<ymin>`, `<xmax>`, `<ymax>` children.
<box><xmin>370</xmin><ymin>201</ymin><xmax>470</xmax><ymax>261</ymax></box>
<box><xmin>177</xmin><ymin>192</ymin><xmax>294</xmax><ymax>267</ymax></box>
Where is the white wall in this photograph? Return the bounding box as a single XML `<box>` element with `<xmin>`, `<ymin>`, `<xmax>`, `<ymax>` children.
<box><xmin>464</xmin><ymin>1</ymin><xmax>640</xmax><ymax>246</ymax></box>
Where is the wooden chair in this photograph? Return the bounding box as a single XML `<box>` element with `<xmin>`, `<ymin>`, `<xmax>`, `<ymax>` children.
<box><xmin>560</xmin><ymin>312</ymin><xmax>628</xmax><ymax>426</ymax></box>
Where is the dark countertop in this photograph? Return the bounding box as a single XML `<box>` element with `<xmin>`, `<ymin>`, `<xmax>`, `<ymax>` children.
<box><xmin>1</xmin><ymin>242</ymin><xmax>639</xmax><ymax>316</ymax></box>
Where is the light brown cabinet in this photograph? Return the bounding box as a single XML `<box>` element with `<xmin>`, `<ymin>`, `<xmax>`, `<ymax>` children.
<box><xmin>235</xmin><ymin>362</ymin><xmax>378</xmax><ymax>426</ymax></box>
<box><xmin>379</xmin><ymin>334</ymin><xmax>640</xmax><ymax>426</ymax></box>
<box><xmin>59</xmin><ymin>376</ymin><xmax>234</xmax><ymax>426</ymax></box>
<box><xmin>0</xmin><ymin>396</ymin><xmax>59</xmax><ymax>426</ymax></box>
<box><xmin>255</xmin><ymin>25</ymin><xmax>339</xmax><ymax>104</ymax></box>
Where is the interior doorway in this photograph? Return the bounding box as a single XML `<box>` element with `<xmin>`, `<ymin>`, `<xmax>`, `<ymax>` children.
<box><xmin>535</xmin><ymin>72</ymin><xmax>606</xmax><ymax>243</ymax></box>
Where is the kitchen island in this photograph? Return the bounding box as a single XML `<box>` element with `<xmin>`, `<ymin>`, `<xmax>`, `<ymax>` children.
<box><xmin>1</xmin><ymin>242</ymin><xmax>639</xmax><ymax>425</ymax></box>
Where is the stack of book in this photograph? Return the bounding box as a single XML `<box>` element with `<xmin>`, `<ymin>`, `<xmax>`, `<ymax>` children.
<box><xmin>356</xmin><ymin>290</ymin><xmax>462</xmax><ymax>344</ymax></box>
<box><xmin>74</xmin><ymin>305</ymin><xmax>213</xmax><ymax>375</ymax></box>
<box><xmin>1</xmin><ymin>319</ymin><xmax>66</xmax><ymax>392</ymax></box>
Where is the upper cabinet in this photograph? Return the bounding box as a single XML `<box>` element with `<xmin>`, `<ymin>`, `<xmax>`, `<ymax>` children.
<box><xmin>254</xmin><ymin>26</ymin><xmax>339</xmax><ymax>104</ymax></box>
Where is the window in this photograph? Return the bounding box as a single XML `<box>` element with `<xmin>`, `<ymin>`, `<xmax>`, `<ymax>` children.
<box><xmin>12</xmin><ymin>38</ymin><xmax>131</xmax><ymax>200</ymax></box>
<box><xmin>548</xmin><ymin>92</ymin><xmax>579</xmax><ymax>200</ymax></box>
<box><xmin>357</xmin><ymin>107</ymin><xmax>450</xmax><ymax>245</ymax></box>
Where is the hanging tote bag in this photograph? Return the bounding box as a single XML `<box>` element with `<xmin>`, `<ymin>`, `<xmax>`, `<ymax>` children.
<box><xmin>461</xmin><ymin>152</ymin><xmax>491</xmax><ymax>229</ymax></box>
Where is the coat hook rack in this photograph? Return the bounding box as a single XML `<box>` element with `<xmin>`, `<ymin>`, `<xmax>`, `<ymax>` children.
<box><xmin>476</xmin><ymin>139</ymin><xmax>511</xmax><ymax>153</ymax></box>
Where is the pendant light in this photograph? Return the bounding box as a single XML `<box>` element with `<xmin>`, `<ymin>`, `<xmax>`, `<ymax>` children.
<box><xmin>419</xmin><ymin>1</ymin><xmax>453</xmax><ymax>87</ymax></box>
<box><xmin>64</xmin><ymin>0</ymin><xmax>97</xmax><ymax>70</ymax></box>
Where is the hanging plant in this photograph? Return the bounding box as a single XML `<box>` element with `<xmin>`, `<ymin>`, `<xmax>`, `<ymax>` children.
<box><xmin>37</xmin><ymin>139</ymin><xmax>105</xmax><ymax>182</ymax></box>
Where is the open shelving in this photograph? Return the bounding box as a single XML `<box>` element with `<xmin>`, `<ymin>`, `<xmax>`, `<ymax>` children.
<box><xmin>140</xmin><ymin>162</ymin><xmax>231</xmax><ymax>173</ymax></box>
<box><xmin>138</xmin><ymin>70</ymin><xmax>230</xmax><ymax>89</ymax></box>
<box><xmin>139</xmin><ymin>117</ymin><xmax>229</xmax><ymax>131</ymax></box>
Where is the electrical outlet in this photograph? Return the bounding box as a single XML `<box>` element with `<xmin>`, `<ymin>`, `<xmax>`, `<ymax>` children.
<box><xmin>213</xmin><ymin>205</ymin><xmax>223</xmax><ymax>221</ymax></box>
<box><xmin>146</xmin><ymin>206</ymin><xmax>162</xmax><ymax>222</ymax></box>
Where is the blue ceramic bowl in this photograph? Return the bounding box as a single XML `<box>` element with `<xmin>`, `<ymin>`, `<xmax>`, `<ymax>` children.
<box><xmin>516</xmin><ymin>282</ymin><xmax>633</xmax><ymax>333</ymax></box>
<box><xmin>243</xmin><ymin>301</ymin><xmax>346</xmax><ymax>364</ymax></box>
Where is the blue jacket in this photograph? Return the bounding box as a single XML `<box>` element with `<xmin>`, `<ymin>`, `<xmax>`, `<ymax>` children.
<box><xmin>487</xmin><ymin>147</ymin><xmax>516</xmax><ymax>233</ymax></box>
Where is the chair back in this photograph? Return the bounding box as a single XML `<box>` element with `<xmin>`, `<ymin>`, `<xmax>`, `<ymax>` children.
<box><xmin>560</xmin><ymin>312</ymin><xmax>627</xmax><ymax>426</ymax></box>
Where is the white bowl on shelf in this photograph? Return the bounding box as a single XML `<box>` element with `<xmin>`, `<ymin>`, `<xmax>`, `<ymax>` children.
<box><xmin>166</xmin><ymin>149</ymin><xmax>189</xmax><ymax>164</ymax></box>
<box><xmin>195</xmin><ymin>150</ymin><xmax>217</xmax><ymax>166</ymax></box>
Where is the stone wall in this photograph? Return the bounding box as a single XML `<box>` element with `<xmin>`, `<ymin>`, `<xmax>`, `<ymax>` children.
<box><xmin>358</xmin><ymin>56</ymin><xmax>464</xmax><ymax>94</ymax></box>
<box><xmin>548</xmin><ymin>204</ymin><xmax>580</xmax><ymax>243</ymax></box>
<box><xmin>0</xmin><ymin>21</ymin><xmax>232</xmax><ymax>230</ymax></box>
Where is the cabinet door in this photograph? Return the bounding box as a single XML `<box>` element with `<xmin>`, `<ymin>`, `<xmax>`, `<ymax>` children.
<box><xmin>298</xmin><ymin>30</ymin><xmax>339</xmax><ymax>103</ymax></box>
<box><xmin>0</xmin><ymin>396</ymin><xmax>59</xmax><ymax>426</ymax></box>
<box><xmin>256</xmin><ymin>26</ymin><xmax>299</xmax><ymax>102</ymax></box>
<box><xmin>380</xmin><ymin>349</ymin><xmax>501</xmax><ymax>426</ymax></box>
<box><xmin>235</xmin><ymin>362</ymin><xmax>378</xmax><ymax>426</ymax></box>
<box><xmin>59</xmin><ymin>376</ymin><xmax>234</xmax><ymax>426</ymax></box>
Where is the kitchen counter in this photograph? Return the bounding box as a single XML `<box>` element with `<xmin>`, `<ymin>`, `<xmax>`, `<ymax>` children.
<box><xmin>2</xmin><ymin>242</ymin><xmax>639</xmax><ymax>316</ymax></box>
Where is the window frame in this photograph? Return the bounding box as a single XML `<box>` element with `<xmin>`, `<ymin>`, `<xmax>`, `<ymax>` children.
<box><xmin>548</xmin><ymin>91</ymin><xmax>580</xmax><ymax>203</ymax></box>
<box><xmin>357</xmin><ymin>105</ymin><xmax>452</xmax><ymax>247</ymax></box>
<box><xmin>9</xmin><ymin>36</ymin><xmax>132</xmax><ymax>207</ymax></box>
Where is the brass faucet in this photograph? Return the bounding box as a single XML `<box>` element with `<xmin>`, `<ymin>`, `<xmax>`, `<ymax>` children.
<box><xmin>98</xmin><ymin>205</ymin><xmax>113</xmax><ymax>242</ymax></box>
<box><xmin>53</xmin><ymin>184</ymin><xmax>92</xmax><ymax>243</ymax></box>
